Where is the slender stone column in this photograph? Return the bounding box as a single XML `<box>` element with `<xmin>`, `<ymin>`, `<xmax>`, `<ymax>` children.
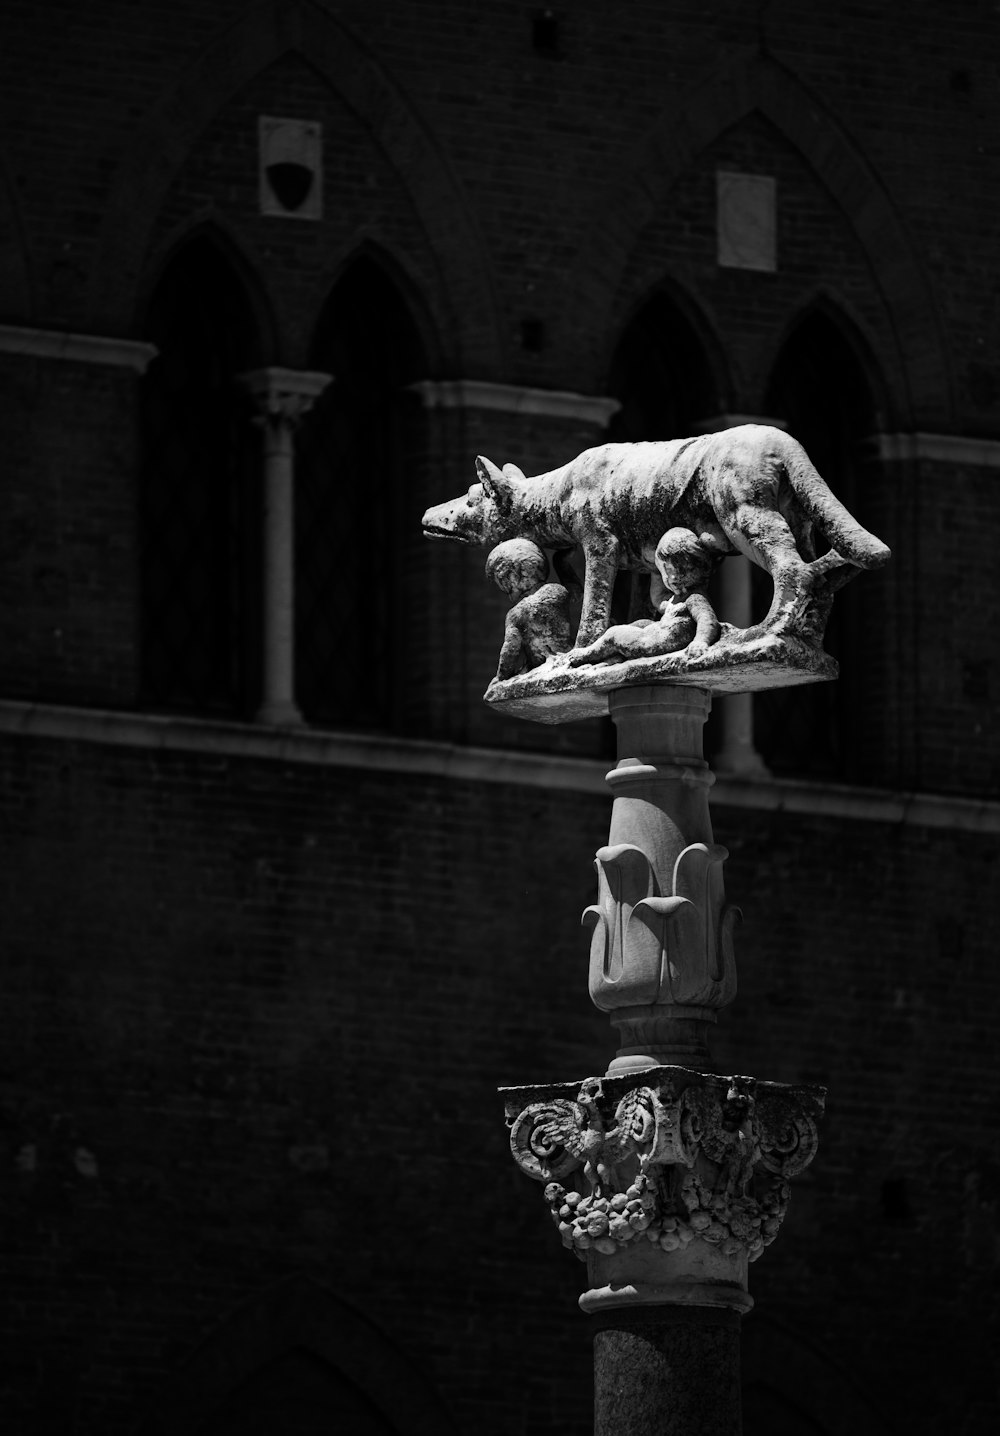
<box><xmin>693</xmin><ymin>414</ymin><xmax>777</xmax><ymax>781</ymax></box>
<box><xmin>238</xmin><ymin>367</ymin><xmax>332</xmax><ymax>726</ymax></box>
<box><xmin>713</xmin><ymin>558</ymin><xmax>769</xmax><ymax>779</ymax></box>
<box><xmin>593</xmin><ymin>1308</ymin><xmax>742</xmax><ymax>1436</ymax></box>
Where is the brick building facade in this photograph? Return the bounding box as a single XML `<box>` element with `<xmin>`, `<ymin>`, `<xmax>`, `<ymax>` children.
<box><xmin>1</xmin><ymin>3</ymin><xmax>998</xmax><ymax>1432</ymax></box>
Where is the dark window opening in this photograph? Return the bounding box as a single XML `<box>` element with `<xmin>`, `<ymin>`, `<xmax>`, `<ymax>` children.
<box><xmin>139</xmin><ymin>238</ymin><xmax>261</xmax><ymax>715</ymax></box>
<box><xmin>607</xmin><ymin>291</ymin><xmax>721</xmax><ymax>444</ymax></box>
<box><xmin>295</xmin><ymin>257</ymin><xmax>426</xmax><ymax>728</ymax></box>
<box><xmin>756</xmin><ymin>311</ymin><xmax>879</xmax><ymax>781</ymax></box>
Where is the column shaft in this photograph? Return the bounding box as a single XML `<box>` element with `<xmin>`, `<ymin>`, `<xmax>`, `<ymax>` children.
<box><xmin>594</xmin><ymin>1308</ymin><xmax>742</xmax><ymax>1436</ymax></box>
<box><xmin>258</xmin><ymin>419</ymin><xmax>299</xmax><ymax>725</ymax></box>
<box><xmin>714</xmin><ymin>557</ymin><xmax>768</xmax><ymax>779</ymax></box>
<box><xmin>238</xmin><ymin>367</ymin><xmax>332</xmax><ymax>727</ymax></box>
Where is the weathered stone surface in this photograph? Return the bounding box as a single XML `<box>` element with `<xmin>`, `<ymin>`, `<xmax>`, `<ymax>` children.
<box><xmin>484</xmin><ymin>628</ymin><xmax>836</xmax><ymax>723</ymax></box>
<box><xmin>587</xmin><ymin>687</ymin><xmax>735</xmax><ymax>1071</ymax></box>
<box><xmin>484</xmin><ymin>538</ymin><xmax>574</xmax><ymax>679</ymax></box>
<box><xmin>593</xmin><ymin>1308</ymin><xmax>742</xmax><ymax>1436</ymax></box>
<box><xmin>422</xmin><ymin>424</ymin><xmax>889</xmax><ymax>710</ymax></box>
<box><xmin>502</xmin><ymin>1066</ymin><xmax>824</xmax><ymax>1316</ymax></box>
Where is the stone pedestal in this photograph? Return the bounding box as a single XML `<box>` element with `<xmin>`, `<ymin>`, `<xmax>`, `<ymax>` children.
<box><xmin>588</xmin><ymin>686</ymin><xmax>737</xmax><ymax>1074</ymax></box>
<box><xmin>501</xmin><ymin>683</ymin><xmax>825</xmax><ymax>1436</ymax></box>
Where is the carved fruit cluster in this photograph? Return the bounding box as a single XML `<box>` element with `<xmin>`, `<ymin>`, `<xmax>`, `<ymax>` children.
<box><xmin>544</xmin><ymin>1173</ymin><xmax>657</xmax><ymax>1257</ymax></box>
<box><xmin>542</xmin><ymin>1168</ymin><xmax>790</xmax><ymax>1263</ymax></box>
<box><xmin>679</xmin><ymin>1170</ymin><xmax>789</xmax><ymax>1261</ymax></box>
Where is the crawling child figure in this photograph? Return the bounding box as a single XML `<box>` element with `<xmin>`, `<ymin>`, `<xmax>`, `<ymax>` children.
<box><xmin>568</xmin><ymin>527</ymin><xmax>720</xmax><ymax>667</ymax></box>
<box><xmin>487</xmin><ymin>539</ymin><xmax>573</xmax><ymax>680</ymax></box>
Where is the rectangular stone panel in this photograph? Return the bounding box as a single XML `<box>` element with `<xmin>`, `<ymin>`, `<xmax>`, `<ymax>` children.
<box><xmin>716</xmin><ymin>171</ymin><xmax>777</xmax><ymax>272</ymax></box>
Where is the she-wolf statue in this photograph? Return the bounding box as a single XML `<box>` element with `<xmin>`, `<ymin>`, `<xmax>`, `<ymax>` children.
<box><xmin>422</xmin><ymin>424</ymin><xmax>889</xmax><ymax>649</ymax></box>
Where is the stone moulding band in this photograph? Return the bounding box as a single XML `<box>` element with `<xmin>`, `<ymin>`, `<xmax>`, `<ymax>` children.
<box><xmin>0</xmin><ymin>323</ymin><xmax>157</xmax><ymax>371</ymax></box>
<box><xmin>409</xmin><ymin>378</ymin><xmax>621</xmax><ymax>425</ymax></box>
<box><xmin>868</xmin><ymin>431</ymin><xmax>1000</xmax><ymax>468</ymax></box>
<box><xmin>0</xmin><ymin>699</ymin><xmax>998</xmax><ymax>835</ymax></box>
<box><xmin>580</xmin><ymin>1281</ymin><xmax>755</xmax><ymax>1315</ymax></box>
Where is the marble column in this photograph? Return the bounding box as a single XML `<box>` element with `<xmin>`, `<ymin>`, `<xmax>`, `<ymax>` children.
<box><xmin>503</xmin><ymin>684</ymin><xmax>823</xmax><ymax>1436</ymax></box>
<box><xmin>239</xmin><ymin>367</ymin><xmax>332</xmax><ymax>726</ymax></box>
<box><xmin>713</xmin><ymin>557</ymin><xmax>770</xmax><ymax>779</ymax></box>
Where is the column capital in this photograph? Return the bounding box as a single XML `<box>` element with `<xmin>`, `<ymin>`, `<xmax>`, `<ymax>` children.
<box><xmin>503</xmin><ymin>1067</ymin><xmax>824</xmax><ymax>1314</ymax></box>
<box><xmin>238</xmin><ymin>366</ymin><xmax>333</xmax><ymax>424</ymax></box>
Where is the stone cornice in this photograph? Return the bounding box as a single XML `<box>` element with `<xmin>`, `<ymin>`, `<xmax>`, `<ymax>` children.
<box><xmin>410</xmin><ymin>379</ymin><xmax>621</xmax><ymax>426</ymax></box>
<box><xmin>0</xmin><ymin>323</ymin><xmax>157</xmax><ymax>372</ymax></box>
<box><xmin>0</xmin><ymin>699</ymin><xmax>997</xmax><ymax>835</ymax></box>
<box><xmin>870</xmin><ymin>431</ymin><xmax>1000</xmax><ymax>467</ymax></box>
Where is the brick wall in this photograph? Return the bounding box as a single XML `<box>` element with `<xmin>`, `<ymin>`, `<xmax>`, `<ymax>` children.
<box><xmin>0</xmin><ymin>355</ymin><xmax>141</xmax><ymax>706</ymax></box>
<box><xmin>0</xmin><ymin>733</ymin><xmax>998</xmax><ymax>1432</ymax></box>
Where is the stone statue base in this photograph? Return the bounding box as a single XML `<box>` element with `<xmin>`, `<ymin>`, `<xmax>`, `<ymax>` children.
<box><xmin>485</xmin><ymin>631</ymin><xmax>837</xmax><ymax>724</ymax></box>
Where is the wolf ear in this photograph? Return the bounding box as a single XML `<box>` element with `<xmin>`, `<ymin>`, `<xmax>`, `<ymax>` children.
<box><xmin>502</xmin><ymin>462</ymin><xmax>527</xmax><ymax>483</ymax></box>
<box><xmin>475</xmin><ymin>455</ymin><xmax>515</xmax><ymax>509</ymax></box>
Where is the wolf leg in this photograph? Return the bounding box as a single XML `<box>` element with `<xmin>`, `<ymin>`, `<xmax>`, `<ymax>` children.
<box><xmin>576</xmin><ymin>535</ymin><xmax>621</xmax><ymax>647</ymax></box>
<box><xmin>720</xmin><ymin>502</ymin><xmax>819</xmax><ymax>638</ymax></box>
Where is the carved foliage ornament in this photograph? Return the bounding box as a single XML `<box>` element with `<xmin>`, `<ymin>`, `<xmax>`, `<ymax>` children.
<box><xmin>505</xmin><ymin>1071</ymin><xmax>823</xmax><ymax>1264</ymax></box>
<box><xmin>583</xmin><ymin>840</ymin><xmax>740</xmax><ymax>1011</ymax></box>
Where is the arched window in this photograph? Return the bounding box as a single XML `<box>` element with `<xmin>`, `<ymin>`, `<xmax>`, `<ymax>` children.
<box><xmin>607</xmin><ymin>289</ymin><xmax>724</xmax><ymax>442</ymax></box>
<box><xmin>295</xmin><ymin>256</ymin><xmax>427</xmax><ymax>727</ymax></box>
<box><xmin>139</xmin><ymin>237</ymin><xmax>262</xmax><ymax>714</ymax></box>
<box><xmin>757</xmin><ymin>308</ymin><xmax>881</xmax><ymax>780</ymax></box>
<box><xmin>605</xmin><ymin>288</ymin><xmax>734</xmax><ymax>762</ymax></box>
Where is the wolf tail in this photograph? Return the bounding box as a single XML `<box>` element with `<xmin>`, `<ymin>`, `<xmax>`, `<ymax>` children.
<box><xmin>781</xmin><ymin>434</ymin><xmax>890</xmax><ymax>569</ymax></box>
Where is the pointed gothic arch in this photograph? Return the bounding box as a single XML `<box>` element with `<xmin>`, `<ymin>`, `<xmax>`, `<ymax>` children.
<box><xmin>575</xmin><ymin>52</ymin><xmax>951</xmax><ymax>426</ymax></box>
<box><xmin>88</xmin><ymin>0</ymin><xmax>500</xmax><ymax>373</ymax></box>
<box><xmin>139</xmin><ymin>218</ymin><xmax>278</xmax><ymax>364</ymax></box>
<box><xmin>138</xmin><ymin>1275</ymin><xmax>458</xmax><ymax>1436</ymax></box>
<box><xmin>294</xmin><ymin>250</ymin><xmax>430</xmax><ymax>726</ymax></box>
<box><xmin>138</xmin><ymin>230</ymin><xmax>263</xmax><ymax>714</ymax></box>
<box><xmin>752</xmin><ymin>302</ymin><xmax>885</xmax><ymax>779</ymax></box>
<box><xmin>605</xmin><ymin>281</ymin><xmax>731</xmax><ymax>440</ymax></box>
<box><xmin>761</xmin><ymin>291</ymin><xmax>892</xmax><ymax>432</ymax></box>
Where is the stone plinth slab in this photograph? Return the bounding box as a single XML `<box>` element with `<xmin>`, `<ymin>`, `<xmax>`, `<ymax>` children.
<box><xmin>485</xmin><ymin>632</ymin><xmax>837</xmax><ymax>724</ymax></box>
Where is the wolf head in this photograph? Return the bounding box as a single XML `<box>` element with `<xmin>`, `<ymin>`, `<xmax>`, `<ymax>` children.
<box><xmin>421</xmin><ymin>456</ymin><xmax>524</xmax><ymax>547</ymax></box>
